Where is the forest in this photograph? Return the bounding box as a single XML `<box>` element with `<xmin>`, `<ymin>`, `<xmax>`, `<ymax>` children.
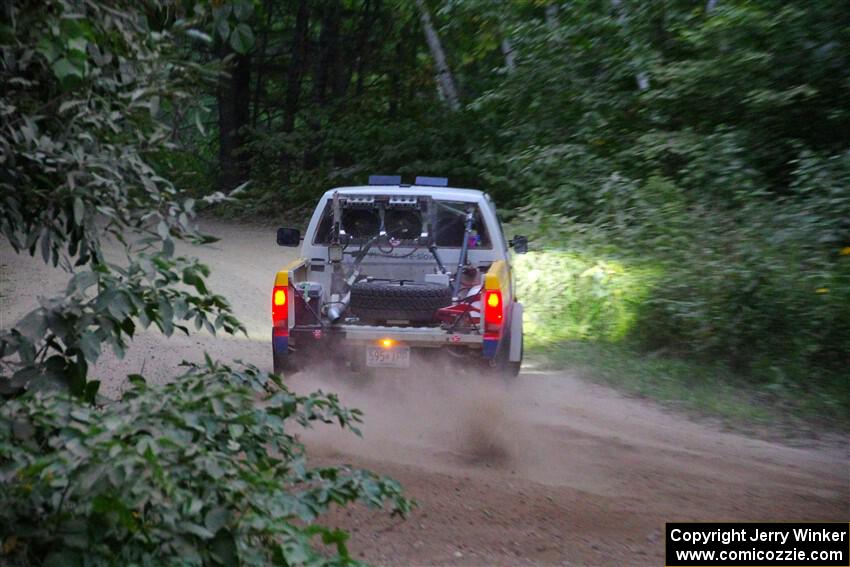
<box><xmin>183</xmin><ymin>0</ymin><xmax>848</xmax><ymax>408</ymax></box>
<box><xmin>0</xmin><ymin>0</ymin><xmax>848</xmax><ymax>564</ymax></box>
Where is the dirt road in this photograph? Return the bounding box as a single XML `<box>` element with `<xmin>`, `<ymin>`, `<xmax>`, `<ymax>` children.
<box><xmin>1</xmin><ymin>219</ymin><xmax>847</xmax><ymax>566</ymax></box>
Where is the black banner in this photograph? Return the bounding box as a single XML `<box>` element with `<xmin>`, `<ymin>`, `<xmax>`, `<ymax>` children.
<box><xmin>666</xmin><ymin>523</ymin><xmax>849</xmax><ymax>566</ymax></box>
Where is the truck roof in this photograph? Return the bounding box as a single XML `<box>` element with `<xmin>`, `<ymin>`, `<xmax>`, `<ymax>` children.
<box><xmin>321</xmin><ymin>185</ymin><xmax>486</xmax><ymax>203</ymax></box>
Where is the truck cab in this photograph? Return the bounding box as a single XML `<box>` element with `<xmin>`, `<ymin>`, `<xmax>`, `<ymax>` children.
<box><xmin>272</xmin><ymin>176</ymin><xmax>527</xmax><ymax>376</ymax></box>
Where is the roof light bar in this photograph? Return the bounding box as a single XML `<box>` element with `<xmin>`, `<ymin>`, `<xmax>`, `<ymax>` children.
<box><xmin>368</xmin><ymin>175</ymin><xmax>402</xmax><ymax>186</ymax></box>
<box><xmin>415</xmin><ymin>176</ymin><xmax>449</xmax><ymax>187</ymax></box>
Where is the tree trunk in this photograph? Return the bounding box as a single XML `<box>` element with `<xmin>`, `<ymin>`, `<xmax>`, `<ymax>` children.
<box><xmin>217</xmin><ymin>45</ymin><xmax>251</xmax><ymax>193</ymax></box>
<box><xmin>389</xmin><ymin>37</ymin><xmax>401</xmax><ymax>117</ymax></box>
<box><xmin>415</xmin><ymin>0</ymin><xmax>460</xmax><ymax>111</ymax></box>
<box><xmin>251</xmin><ymin>0</ymin><xmax>273</xmax><ymax>128</ymax></box>
<box><xmin>304</xmin><ymin>1</ymin><xmax>344</xmax><ymax>171</ymax></box>
<box><xmin>283</xmin><ymin>0</ymin><xmax>310</xmax><ymax>134</ymax></box>
<box><xmin>545</xmin><ymin>3</ymin><xmax>559</xmax><ymax>29</ymax></box>
<box><xmin>353</xmin><ymin>0</ymin><xmax>379</xmax><ymax>97</ymax></box>
<box><xmin>497</xmin><ymin>3</ymin><xmax>517</xmax><ymax>72</ymax></box>
<box><xmin>611</xmin><ymin>0</ymin><xmax>650</xmax><ymax>91</ymax></box>
<box><xmin>280</xmin><ymin>0</ymin><xmax>310</xmax><ymax>176</ymax></box>
<box><xmin>500</xmin><ymin>38</ymin><xmax>516</xmax><ymax>73</ymax></box>
<box><xmin>389</xmin><ymin>18</ymin><xmax>415</xmax><ymax>118</ymax></box>
<box><xmin>313</xmin><ymin>2</ymin><xmax>342</xmax><ymax>105</ymax></box>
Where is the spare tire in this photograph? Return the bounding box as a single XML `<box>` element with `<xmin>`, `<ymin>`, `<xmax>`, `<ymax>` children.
<box><xmin>350</xmin><ymin>280</ymin><xmax>452</xmax><ymax>322</ymax></box>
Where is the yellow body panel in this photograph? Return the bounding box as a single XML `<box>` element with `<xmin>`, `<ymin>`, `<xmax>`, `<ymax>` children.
<box><xmin>274</xmin><ymin>257</ymin><xmax>308</xmax><ymax>287</ymax></box>
<box><xmin>484</xmin><ymin>260</ymin><xmax>509</xmax><ymax>292</ymax></box>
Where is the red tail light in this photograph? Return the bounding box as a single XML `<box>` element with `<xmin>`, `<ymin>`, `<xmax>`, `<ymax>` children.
<box><xmin>272</xmin><ymin>285</ymin><xmax>288</xmax><ymax>331</ymax></box>
<box><xmin>483</xmin><ymin>289</ymin><xmax>503</xmax><ymax>336</ymax></box>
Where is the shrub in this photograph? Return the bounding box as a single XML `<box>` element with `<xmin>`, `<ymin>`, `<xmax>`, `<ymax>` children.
<box><xmin>0</xmin><ymin>4</ymin><xmax>412</xmax><ymax>565</ymax></box>
<box><xmin>514</xmin><ymin>249</ymin><xmax>658</xmax><ymax>346</ymax></box>
<box><xmin>0</xmin><ymin>360</ymin><xmax>411</xmax><ymax>566</ymax></box>
<box><xmin>515</xmin><ymin>182</ymin><xmax>850</xmax><ymax>385</ymax></box>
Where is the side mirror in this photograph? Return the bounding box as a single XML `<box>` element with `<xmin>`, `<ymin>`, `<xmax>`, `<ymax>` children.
<box><xmin>276</xmin><ymin>227</ymin><xmax>301</xmax><ymax>247</ymax></box>
<box><xmin>509</xmin><ymin>235</ymin><xmax>528</xmax><ymax>254</ymax></box>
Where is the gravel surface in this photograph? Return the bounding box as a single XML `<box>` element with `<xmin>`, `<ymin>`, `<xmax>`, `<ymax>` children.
<box><xmin>2</xmin><ymin>218</ymin><xmax>847</xmax><ymax>566</ymax></box>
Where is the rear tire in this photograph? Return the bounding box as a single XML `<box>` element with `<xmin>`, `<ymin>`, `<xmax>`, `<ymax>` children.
<box><xmin>273</xmin><ymin>352</ymin><xmax>294</xmax><ymax>376</ymax></box>
<box><xmin>482</xmin><ymin>334</ymin><xmax>522</xmax><ymax>379</ymax></box>
<box><xmin>506</xmin><ymin>334</ymin><xmax>522</xmax><ymax>378</ymax></box>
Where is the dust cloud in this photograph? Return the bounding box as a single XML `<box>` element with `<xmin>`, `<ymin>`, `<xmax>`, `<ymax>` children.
<box><xmin>289</xmin><ymin>357</ymin><xmax>528</xmax><ymax>471</ymax></box>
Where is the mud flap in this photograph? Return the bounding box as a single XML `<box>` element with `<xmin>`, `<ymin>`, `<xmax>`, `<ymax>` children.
<box><xmin>509</xmin><ymin>302</ymin><xmax>523</xmax><ymax>362</ymax></box>
<box><xmin>272</xmin><ymin>328</ymin><xmax>289</xmax><ymax>356</ymax></box>
<box><xmin>482</xmin><ymin>337</ymin><xmax>499</xmax><ymax>359</ymax></box>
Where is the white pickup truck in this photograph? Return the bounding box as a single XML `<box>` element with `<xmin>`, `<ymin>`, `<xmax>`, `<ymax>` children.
<box><xmin>271</xmin><ymin>176</ymin><xmax>527</xmax><ymax>376</ymax></box>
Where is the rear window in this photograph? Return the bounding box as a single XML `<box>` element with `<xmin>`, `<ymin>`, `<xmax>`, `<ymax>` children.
<box><xmin>313</xmin><ymin>199</ymin><xmax>491</xmax><ymax>249</ymax></box>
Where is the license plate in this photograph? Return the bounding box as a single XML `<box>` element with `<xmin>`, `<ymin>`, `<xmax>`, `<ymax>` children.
<box><xmin>366</xmin><ymin>345</ymin><xmax>410</xmax><ymax>368</ymax></box>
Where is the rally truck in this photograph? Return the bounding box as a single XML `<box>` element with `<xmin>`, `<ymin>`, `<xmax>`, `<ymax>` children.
<box><xmin>271</xmin><ymin>175</ymin><xmax>528</xmax><ymax>376</ymax></box>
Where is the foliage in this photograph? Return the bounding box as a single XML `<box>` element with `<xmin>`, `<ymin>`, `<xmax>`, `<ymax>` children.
<box><xmin>514</xmin><ymin>249</ymin><xmax>658</xmax><ymax>346</ymax></box>
<box><xmin>1</xmin><ymin>4</ymin><xmax>411</xmax><ymax>566</ymax></box>
<box><xmin>210</xmin><ymin>0</ymin><xmax>257</xmax><ymax>54</ymax></box>
<box><xmin>0</xmin><ymin>359</ymin><xmax>411</xmax><ymax>566</ymax></box>
<box><xmin>480</xmin><ymin>0</ymin><xmax>849</xmax><ymax>386</ymax></box>
<box><xmin>187</xmin><ymin>0</ymin><xmax>849</xmax><ymax>390</ymax></box>
<box><xmin>513</xmin><ymin>216</ymin><xmax>849</xmax><ymax>428</ymax></box>
<box><xmin>629</xmin><ymin>198</ymin><xmax>850</xmax><ymax>378</ymax></box>
<box><xmin>513</xmin><ymin>188</ymin><xmax>849</xmax><ymax>385</ymax></box>
<box><xmin>0</xmin><ymin>0</ymin><xmax>241</xmax><ymax>395</ymax></box>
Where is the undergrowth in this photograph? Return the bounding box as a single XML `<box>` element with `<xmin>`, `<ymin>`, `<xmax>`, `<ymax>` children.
<box><xmin>511</xmin><ymin>215</ymin><xmax>850</xmax><ymax>432</ymax></box>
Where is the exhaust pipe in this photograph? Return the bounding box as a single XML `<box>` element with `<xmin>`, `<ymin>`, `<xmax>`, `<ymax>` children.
<box><xmin>326</xmin><ymin>292</ymin><xmax>351</xmax><ymax>323</ymax></box>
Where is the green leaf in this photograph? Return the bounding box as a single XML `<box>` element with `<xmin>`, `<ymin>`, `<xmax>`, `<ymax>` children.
<box><xmin>216</xmin><ymin>17</ymin><xmax>230</xmax><ymax>41</ymax></box>
<box><xmin>73</xmin><ymin>197</ymin><xmax>85</xmax><ymax>224</ymax></box>
<box><xmin>185</xmin><ymin>28</ymin><xmax>212</xmax><ymax>44</ymax></box>
<box><xmin>229</xmin><ymin>24</ymin><xmax>254</xmax><ymax>54</ymax></box>
<box><xmin>12</xmin><ymin>419</ymin><xmax>35</xmax><ymax>441</ymax></box>
<box><xmin>36</xmin><ymin>37</ymin><xmax>61</xmax><ymax>62</ymax></box>
<box><xmin>173</xmin><ymin>297</ymin><xmax>189</xmax><ymax>319</ymax></box>
<box><xmin>78</xmin><ymin>332</ymin><xmax>101</xmax><ymax>363</ymax></box>
<box><xmin>84</xmin><ymin>380</ymin><xmax>100</xmax><ymax>404</ymax></box>
<box><xmin>120</xmin><ymin>317</ymin><xmax>136</xmax><ymax>337</ymax></box>
<box><xmin>163</xmin><ymin>238</ymin><xmax>175</xmax><ymax>258</ymax></box>
<box><xmin>67</xmin><ymin>36</ymin><xmax>87</xmax><ymax>54</ymax></box>
<box><xmin>127</xmin><ymin>374</ymin><xmax>146</xmax><ymax>388</ymax></box>
<box><xmin>107</xmin><ymin>292</ymin><xmax>132</xmax><ymax>319</ymax></box>
<box><xmin>233</xmin><ymin>1</ymin><xmax>254</xmax><ymax>20</ymax></box>
<box><xmin>321</xmin><ymin>528</ymin><xmax>351</xmax><ymax>556</ymax></box>
<box><xmin>210</xmin><ymin>529</ymin><xmax>238</xmax><ymax>566</ymax></box>
<box><xmin>68</xmin><ymin>270</ymin><xmax>98</xmax><ymax>293</ymax></box>
<box><xmin>18</xmin><ymin>308</ymin><xmax>47</xmax><ymax>339</ymax></box>
<box><xmin>91</xmin><ymin>495</ymin><xmax>138</xmax><ymax>532</ymax></box>
<box><xmin>193</xmin><ymin>109</ymin><xmax>206</xmax><ymax>136</ymax></box>
<box><xmin>182</xmin><ymin>269</ymin><xmax>208</xmax><ymax>294</ymax></box>
<box><xmin>179</xmin><ymin>521</ymin><xmax>215</xmax><ymax>540</ymax></box>
<box><xmin>204</xmin><ymin>507</ymin><xmax>230</xmax><ymax>533</ymax></box>
<box><xmin>52</xmin><ymin>58</ymin><xmax>83</xmax><ymax>81</ymax></box>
